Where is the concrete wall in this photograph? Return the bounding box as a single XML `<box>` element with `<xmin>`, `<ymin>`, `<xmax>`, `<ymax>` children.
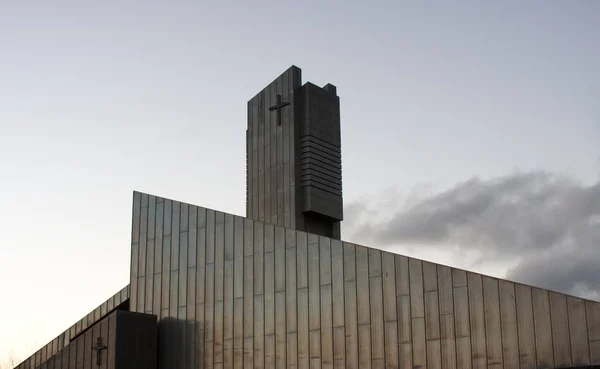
<box><xmin>130</xmin><ymin>191</ymin><xmax>600</xmax><ymax>369</ymax></box>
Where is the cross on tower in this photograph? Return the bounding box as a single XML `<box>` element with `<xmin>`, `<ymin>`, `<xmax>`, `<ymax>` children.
<box><xmin>268</xmin><ymin>94</ymin><xmax>290</xmax><ymax>126</ymax></box>
<box><xmin>91</xmin><ymin>337</ymin><xmax>107</xmax><ymax>367</ymax></box>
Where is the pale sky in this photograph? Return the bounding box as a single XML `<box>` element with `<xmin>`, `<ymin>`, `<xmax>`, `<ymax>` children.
<box><xmin>1</xmin><ymin>0</ymin><xmax>599</xmax><ymax>364</ymax></box>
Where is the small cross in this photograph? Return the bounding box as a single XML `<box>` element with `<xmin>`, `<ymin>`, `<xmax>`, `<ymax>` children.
<box><xmin>268</xmin><ymin>94</ymin><xmax>290</xmax><ymax>126</ymax></box>
<box><xmin>92</xmin><ymin>337</ymin><xmax>107</xmax><ymax>367</ymax></box>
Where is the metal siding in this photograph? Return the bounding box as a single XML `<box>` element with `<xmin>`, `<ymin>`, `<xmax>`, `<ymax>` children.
<box><xmin>356</xmin><ymin>246</ymin><xmax>370</xmax><ymax>325</ymax></box>
<box><xmin>467</xmin><ymin>273</ymin><xmax>486</xmax><ymax>369</ymax></box>
<box><xmin>498</xmin><ymin>280</ymin><xmax>519</xmax><ymax>369</ymax></box>
<box><xmin>344</xmin><ymin>280</ymin><xmax>358</xmax><ymax>369</ymax></box>
<box><xmin>549</xmin><ymin>291</ymin><xmax>572</xmax><ymax>367</ymax></box>
<box><xmin>332</xmin><ymin>240</ymin><xmax>345</xmax><ymax>328</ymax></box>
<box><xmin>369</xmin><ymin>275</ymin><xmax>384</xmax><ymax>369</ymax></box>
<box><xmin>482</xmin><ymin>276</ymin><xmax>502</xmax><ymax>369</ymax></box>
<box><xmin>532</xmin><ymin>287</ymin><xmax>554</xmax><ymax>368</ymax></box>
<box><xmin>567</xmin><ymin>296</ymin><xmax>590</xmax><ymax>366</ymax></box>
<box><xmin>587</xmin><ymin>300</ymin><xmax>600</xmax><ymax>364</ymax></box>
<box><xmin>514</xmin><ymin>284</ymin><xmax>536</xmax><ymax>369</ymax></box>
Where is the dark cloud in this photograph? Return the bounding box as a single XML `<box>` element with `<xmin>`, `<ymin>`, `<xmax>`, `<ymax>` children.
<box><xmin>346</xmin><ymin>171</ymin><xmax>600</xmax><ymax>299</ymax></box>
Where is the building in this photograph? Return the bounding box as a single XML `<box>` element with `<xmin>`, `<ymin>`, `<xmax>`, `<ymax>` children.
<box><xmin>14</xmin><ymin>66</ymin><xmax>600</xmax><ymax>369</ymax></box>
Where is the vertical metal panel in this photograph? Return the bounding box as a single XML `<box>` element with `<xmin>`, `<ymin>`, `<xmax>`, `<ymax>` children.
<box><xmin>288</xmin><ymin>333</ymin><xmax>298</xmax><ymax>369</ymax></box>
<box><xmin>276</xmin><ymin>291</ymin><xmax>287</xmax><ymax>369</ymax></box>
<box><xmin>309</xmin><ymin>239</ymin><xmax>321</xmax><ymax>330</ymax></box>
<box><xmin>497</xmin><ymin>280</ymin><xmax>518</xmax><ymax>369</ymax></box>
<box><xmin>189</xmin><ymin>205</ymin><xmax>198</xmax><ymax>266</ymax></box>
<box><xmin>234</xmin><ymin>298</ymin><xmax>244</xmax><ymax>369</ymax></box>
<box><xmin>381</xmin><ymin>252</ymin><xmax>396</xmax><ymax>322</ymax></box>
<box><xmin>425</xmin><ymin>291</ymin><xmax>440</xmax><ymax>340</ymax></box>
<box><xmin>244</xmin><ymin>218</ymin><xmax>254</xmax><ymax>257</ymax></box>
<box><xmin>215</xmin><ymin>216</ymin><xmax>225</xmax><ymax>303</ymax></box>
<box><xmin>409</xmin><ymin>259</ymin><xmax>424</xmax><ymax>319</ymax></box>
<box><xmin>358</xmin><ymin>324</ymin><xmax>372</xmax><ymax>369</ymax></box>
<box><xmin>171</xmin><ymin>201</ymin><xmax>180</xmax><ymax>272</ymax></box>
<box><xmin>265</xmin><ymin>334</ymin><xmax>275</xmax><ymax>369</ymax></box>
<box><xmin>205</xmin><ymin>262</ymin><xmax>215</xmax><ymax>342</ymax></box>
<box><xmin>344</xmin><ymin>280</ymin><xmax>358</xmax><ymax>369</ymax></box>
<box><xmin>437</xmin><ymin>266</ymin><xmax>453</xmax><ymax>315</ymax></box>
<box><xmin>224</xmin><ymin>260</ymin><xmax>234</xmax><ymax>340</ymax></box>
<box><xmin>397</xmin><ymin>295</ymin><xmax>412</xmax><ymax>344</ymax></box>
<box><xmin>264</xmin><ymin>251</ymin><xmax>275</xmax><ymax>335</ymax></box>
<box><xmin>395</xmin><ymin>255</ymin><xmax>409</xmax><ymax>296</ymax></box>
<box><xmin>214</xmin><ymin>300</ymin><xmax>224</xmax><ymax>365</ymax></box>
<box><xmin>550</xmin><ymin>292</ymin><xmax>572</xmax><ymax>367</ymax></box>
<box><xmin>514</xmin><ymin>284</ymin><xmax>535</xmax><ymax>369</ymax></box>
<box><xmin>297</xmin><ymin>232</ymin><xmax>308</xmax><ymax>289</ymax></box>
<box><xmin>206</xmin><ymin>209</ymin><xmax>215</xmax><ymax>264</ymax></box>
<box><xmin>369</xmin><ymin>276</ymin><xmax>384</xmax><ymax>369</ymax></box>
<box><xmin>310</xmin><ymin>329</ymin><xmax>321</xmax><ymax>369</ymax></box>
<box><xmin>254</xmin><ymin>295</ymin><xmax>265</xmax><ymax>369</ymax></box>
<box><xmin>368</xmin><ymin>248</ymin><xmax>381</xmax><ymax>278</ymax></box>
<box><xmin>412</xmin><ymin>317</ymin><xmax>426</xmax><ymax>368</ymax></box>
<box><xmin>587</xmin><ymin>300</ymin><xmax>600</xmax><ymax>364</ymax></box>
<box><xmin>254</xmin><ymin>223</ymin><xmax>264</xmax><ymax>295</ymax></box>
<box><xmin>298</xmin><ymin>287</ymin><xmax>310</xmax><ymax>369</ymax></box>
<box><xmin>264</xmin><ymin>223</ymin><xmax>274</xmax><ymax>253</ymax></box>
<box><xmin>399</xmin><ymin>343</ymin><xmax>412</xmax><ymax>369</ymax></box>
<box><xmin>320</xmin><ymin>237</ymin><xmax>332</xmax><ymax>285</ymax></box>
<box><xmin>196</xmin><ymin>234</ymin><xmax>206</xmax><ymax>306</ymax></box>
<box><xmin>452</xmin><ymin>269</ymin><xmax>467</xmax><ymax>288</ymax></box>
<box><xmin>356</xmin><ymin>246</ymin><xmax>370</xmax><ymax>325</ymax></box>
<box><xmin>224</xmin><ymin>213</ymin><xmax>234</xmax><ymax>261</ymax></box>
<box><xmin>532</xmin><ymin>287</ymin><xmax>554</xmax><ymax>368</ymax></box>
<box><xmin>440</xmin><ymin>314</ymin><xmax>456</xmax><ymax>369</ymax></box>
<box><xmin>234</xmin><ymin>216</ymin><xmax>244</xmax><ymax>299</ymax></box>
<box><xmin>224</xmin><ymin>339</ymin><xmax>233</xmax><ymax>369</ymax></box>
<box><xmin>467</xmin><ymin>273</ymin><xmax>486</xmax><ymax>369</ymax></box>
<box><xmin>422</xmin><ymin>261</ymin><xmax>437</xmax><ymax>292</ymax></box>
<box><xmin>275</xmin><ymin>227</ymin><xmax>286</xmax><ymax>292</ymax></box>
<box><xmin>454</xmin><ymin>286</ymin><xmax>479</xmax><ymax>336</ymax></box>
<box><xmin>178</xmin><ymin>231</ymin><xmax>188</xmax><ymax>307</ymax></box>
<box><xmin>567</xmin><ymin>296</ymin><xmax>590</xmax><ymax>366</ymax></box>
<box><xmin>244</xmin><ymin>255</ymin><xmax>254</xmax><ymax>337</ymax></box>
<box><xmin>455</xmin><ymin>337</ymin><xmax>472</xmax><ymax>369</ymax></box>
<box><xmin>331</xmin><ymin>240</ymin><xmax>345</xmax><ymax>328</ymax></box>
<box><xmin>285</xmin><ymin>247</ymin><xmax>298</xmax><ymax>332</ymax></box>
<box><xmin>427</xmin><ymin>340</ymin><xmax>442</xmax><ymax>369</ymax></box>
<box><xmin>321</xmin><ymin>284</ymin><xmax>334</xmax><ymax>369</ymax></box>
<box><xmin>482</xmin><ymin>276</ymin><xmax>502</xmax><ymax>369</ymax></box>
<box><xmin>382</xmin><ymin>321</ymin><xmax>397</xmax><ymax>369</ymax></box>
<box><xmin>161</xmin><ymin>230</ymin><xmax>170</xmax><ymax>311</ymax></box>
<box><xmin>333</xmin><ymin>326</ymin><xmax>345</xmax><ymax>369</ymax></box>
<box><xmin>196</xmin><ymin>304</ymin><xmax>205</xmax><ymax>369</ymax></box>
<box><xmin>344</xmin><ymin>243</ymin><xmax>356</xmax><ymax>282</ymax></box>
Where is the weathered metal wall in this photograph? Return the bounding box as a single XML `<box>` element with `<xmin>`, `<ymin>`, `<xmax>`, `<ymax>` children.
<box><xmin>130</xmin><ymin>191</ymin><xmax>600</xmax><ymax>369</ymax></box>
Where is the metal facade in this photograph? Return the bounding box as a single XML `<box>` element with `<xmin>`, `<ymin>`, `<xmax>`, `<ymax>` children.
<box><xmin>130</xmin><ymin>191</ymin><xmax>600</xmax><ymax>369</ymax></box>
<box><xmin>14</xmin><ymin>286</ymin><xmax>129</xmax><ymax>369</ymax></box>
<box><xmin>246</xmin><ymin>66</ymin><xmax>343</xmax><ymax>239</ymax></box>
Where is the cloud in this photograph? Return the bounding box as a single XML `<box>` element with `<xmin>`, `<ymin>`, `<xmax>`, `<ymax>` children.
<box><xmin>346</xmin><ymin>171</ymin><xmax>600</xmax><ymax>299</ymax></box>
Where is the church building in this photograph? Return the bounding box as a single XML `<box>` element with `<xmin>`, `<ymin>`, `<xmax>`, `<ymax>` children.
<box><xmin>14</xmin><ymin>66</ymin><xmax>600</xmax><ymax>369</ymax></box>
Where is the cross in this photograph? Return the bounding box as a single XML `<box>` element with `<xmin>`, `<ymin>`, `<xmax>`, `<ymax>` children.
<box><xmin>268</xmin><ymin>94</ymin><xmax>290</xmax><ymax>126</ymax></box>
<box><xmin>92</xmin><ymin>337</ymin><xmax>107</xmax><ymax>367</ymax></box>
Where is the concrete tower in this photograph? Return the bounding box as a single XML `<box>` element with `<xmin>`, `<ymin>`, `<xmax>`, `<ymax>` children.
<box><xmin>246</xmin><ymin>66</ymin><xmax>343</xmax><ymax>239</ymax></box>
